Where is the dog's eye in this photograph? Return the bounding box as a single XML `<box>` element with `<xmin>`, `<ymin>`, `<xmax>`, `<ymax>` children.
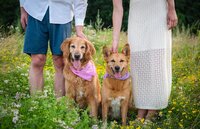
<box><xmin>70</xmin><ymin>45</ymin><xmax>75</xmax><ymax>48</ymax></box>
<box><xmin>111</xmin><ymin>59</ymin><xmax>115</xmax><ymax>63</ymax></box>
<box><xmin>120</xmin><ymin>60</ymin><xmax>124</xmax><ymax>62</ymax></box>
<box><xmin>81</xmin><ymin>46</ymin><xmax>85</xmax><ymax>49</ymax></box>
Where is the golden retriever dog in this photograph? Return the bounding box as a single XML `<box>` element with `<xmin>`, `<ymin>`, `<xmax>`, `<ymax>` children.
<box><xmin>102</xmin><ymin>44</ymin><xmax>133</xmax><ymax>125</ymax></box>
<box><xmin>61</xmin><ymin>36</ymin><xmax>101</xmax><ymax>118</ymax></box>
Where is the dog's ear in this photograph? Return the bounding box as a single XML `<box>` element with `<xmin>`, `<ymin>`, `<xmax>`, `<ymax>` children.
<box><xmin>61</xmin><ymin>37</ymin><xmax>72</xmax><ymax>60</ymax></box>
<box><xmin>122</xmin><ymin>43</ymin><xmax>130</xmax><ymax>58</ymax></box>
<box><xmin>103</xmin><ymin>46</ymin><xmax>112</xmax><ymax>60</ymax></box>
<box><xmin>85</xmin><ymin>40</ymin><xmax>96</xmax><ymax>56</ymax></box>
<box><xmin>84</xmin><ymin>39</ymin><xmax>96</xmax><ymax>62</ymax></box>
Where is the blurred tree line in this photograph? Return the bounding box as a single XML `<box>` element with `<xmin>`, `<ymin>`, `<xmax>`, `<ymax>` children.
<box><xmin>0</xmin><ymin>0</ymin><xmax>199</xmax><ymax>34</ymax></box>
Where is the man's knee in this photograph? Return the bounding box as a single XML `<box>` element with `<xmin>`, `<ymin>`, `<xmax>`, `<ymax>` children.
<box><xmin>31</xmin><ymin>54</ymin><xmax>46</xmax><ymax>68</ymax></box>
<box><xmin>53</xmin><ymin>55</ymin><xmax>64</xmax><ymax>71</ymax></box>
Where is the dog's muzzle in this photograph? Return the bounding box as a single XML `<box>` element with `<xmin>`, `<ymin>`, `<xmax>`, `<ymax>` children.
<box><xmin>114</xmin><ymin>66</ymin><xmax>120</xmax><ymax>73</ymax></box>
<box><xmin>74</xmin><ymin>54</ymin><xmax>81</xmax><ymax>60</ymax></box>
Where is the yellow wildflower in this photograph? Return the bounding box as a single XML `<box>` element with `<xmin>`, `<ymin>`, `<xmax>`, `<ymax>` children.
<box><xmin>168</xmin><ymin>110</ymin><xmax>172</xmax><ymax>113</ymax></box>
<box><xmin>173</xmin><ymin>101</ymin><xmax>176</xmax><ymax>105</ymax></box>
<box><xmin>159</xmin><ymin>111</ymin><xmax>163</xmax><ymax>116</ymax></box>
<box><xmin>179</xmin><ymin>123</ymin><xmax>183</xmax><ymax>128</ymax></box>
<box><xmin>192</xmin><ymin>110</ymin><xmax>197</xmax><ymax>113</ymax></box>
<box><xmin>136</xmin><ymin>126</ymin><xmax>141</xmax><ymax>129</ymax></box>
<box><xmin>129</xmin><ymin>121</ymin><xmax>135</xmax><ymax>125</ymax></box>
<box><xmin>140</xmin><ymin>118</ymin><xmax>145</xmax><ymax>124</ymax></box>
<box><xmin>120</xmin><ymin>126</ymin><xmax>125</xmax><ymax>129</ymax></box>
<box><xmin>182</xmin><ymin>112</ymin><xmax>186</xmax><ymax>115</ymax></box>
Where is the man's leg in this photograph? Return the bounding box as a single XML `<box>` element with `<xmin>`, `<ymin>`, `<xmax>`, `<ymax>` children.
<box><xmin>49</xmin><ymin>21</ymin><xmax>71</xmax><ymax>98</ymax></box>
<box><xmin>52</xmin><ymin>55</ymin><xmax>65</xmax><ymax>98</ymax></box>
<box><xmin>29</xmin><ymin>54</ymin><xmax>46</xmax><ymax>95</ymax></box>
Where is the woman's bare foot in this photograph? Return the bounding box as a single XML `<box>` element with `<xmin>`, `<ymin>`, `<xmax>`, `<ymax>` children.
<box><xmin>145</xmin><ymin>110</ymin><xmax>158</xmax><ymax>121</ymax></box>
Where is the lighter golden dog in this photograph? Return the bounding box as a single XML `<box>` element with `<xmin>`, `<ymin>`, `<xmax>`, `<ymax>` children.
<box><xmin>61</xmin><ymin>36</ymin><xmax>101</xmax><ymax>118</ymax></box>
<box><xmin>102</xmin><ymin>44</ymin><xmax>133</xmax><ymax>125</ymax></box>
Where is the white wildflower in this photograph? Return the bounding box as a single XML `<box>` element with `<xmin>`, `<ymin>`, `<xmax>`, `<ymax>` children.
<box><xmin>14</xmin><ymin>103</ymin><xmax>21</xmax><ymax>108</ymax></box>
<box><xmin>28</xmin><ymin>107</ymin><xmax>34</xmax><ymax>112</ymax></box>
<box><xmin>44</xmin><ymin>90</ymin><xmax>48</xmax><ymax>97</ymax></box>
<box><xmin>4</xmin><ymin>80</ymin><xmax>9</xmax><ymax>83</ymax></box>
<box><xmin>21</xmin><ymin>64</ymin><xmax>26</xmax><ymax>67</ymax></box>
<box><xmin>26</xmin><ymin>94</ymin><xmax>30</xmax><ymax>98</ymax></box>
<box><xmin>15</xmin><ymin>92</ymin><xmax>20</xmax><ymax>100</ymax></box>
<box><xmin>21</xmin><ymin>73</ymin><xmax>25</xmax><ymax>76</ymax></box>
<box><xmin>46</xmin><ymin>70</ymin><xmax>50</xmax><ymax>76</ymax></box>
<box><xmin>92</xmin><ymin>125</ymin><xmax>98</xmax><ymax>129</ymax></box>
<box><xmin>16</xmin><ymin>66</ymin><xmax>21</xmax><ymax>69</ymax></box>
<box><xmin>57</xmin><ymin>119</ymin><xmax>70</xmax><ymax>129</ymax></box>
<box><xmin>12</xmin><ymin>109</ymin><xmax>19</xmax><ymax>116</ymax></box>
<box><xmin>32</xmin><ymin>100</ymin><xmax>39</xmax><ymax>105</ymax></box>
<box><xmin>12</xmin><ymin>116</ymin><xmax>19</xmax><ymax>124</ymax></box>
<box><xmin>12</xmin><ymin>108</ymin><xmax>19</xmax><ymax>124</ymax></box>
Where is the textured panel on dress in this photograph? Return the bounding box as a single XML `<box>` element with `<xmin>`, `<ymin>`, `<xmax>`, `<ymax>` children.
<box><xmin>130</xmin><ymin>49</ymin><xmax>172</xmax><ymax>109</ymax></box>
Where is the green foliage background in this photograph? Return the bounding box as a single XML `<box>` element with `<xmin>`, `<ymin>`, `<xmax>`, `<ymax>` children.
<box><xmin>0</xmin><ymin>0</ymin><xmax>200</xmax><ymax>33</ymax></box>
<box><xmin>0</xmin><ymin>0</ymin><xmax>199</xmax><ymax>129</ymax></box>
<box><xmin>0</xmin><ymin>27</ymin><xmax>200</xmax><ymax>129</ymax></box>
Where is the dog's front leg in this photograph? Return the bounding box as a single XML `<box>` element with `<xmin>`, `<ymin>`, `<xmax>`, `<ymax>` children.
<box><xmin>121</xmin><ymin>100</ymin><xmax>129</xmax><ymax>126</ymax></box>
<box><xmin>102</xmin><ymin>102</ymin><xmax>108</xmax><ymax>122</ymax></box>
<box><xmin>88</xmin><ymin>96</ymin><xmax>97</xmax><ymax>118</ymax></box>
<box><xmin>65</xmin><ymin>81</ymin><xmax>75</xmax><ymax>99</ymax></box>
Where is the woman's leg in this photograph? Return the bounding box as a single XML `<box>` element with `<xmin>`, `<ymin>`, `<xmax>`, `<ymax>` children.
<box><xmin>137</xmin><ymin>109</ymin><xmax>148</xmax><ymax>119</ymax></box>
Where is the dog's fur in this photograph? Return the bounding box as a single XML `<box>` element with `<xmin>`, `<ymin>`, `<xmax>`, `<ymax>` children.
<box><xmin>102</xmin><ymin>44</ymin><xmax>133</xmax><ymax>125</ymax></box>
<box><xmin>61</xmin><ymin>36</ymin><xmax>101</xmax><ymax>118</ymax></box>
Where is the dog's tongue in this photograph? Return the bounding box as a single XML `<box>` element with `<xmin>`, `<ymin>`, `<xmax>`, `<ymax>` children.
<box><xmin>72</xmin><ymin>60</ymin><xmax>81</xmax><ymax>70</ymax></box>
<box><xmin>114</xmin><ymin>73</ymin><xmax>122</xmax><ymax>79</ymax></box>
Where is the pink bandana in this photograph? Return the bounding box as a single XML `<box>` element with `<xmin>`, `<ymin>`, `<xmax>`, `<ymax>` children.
<box><xmin>70</xmin><ymin>61</ymin><xmax>97</xmax><ymax>81</ymax></box>
<box><xmin>103</xmin><ymin>72</ymin><xmax>130</xmax><ymax>80</ymax></box>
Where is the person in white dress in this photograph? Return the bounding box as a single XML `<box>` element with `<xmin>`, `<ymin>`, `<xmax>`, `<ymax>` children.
<box><xmin>112</xmin><ymin>0</ymin><xmax>178</xmax><ymax>121</ymax></box>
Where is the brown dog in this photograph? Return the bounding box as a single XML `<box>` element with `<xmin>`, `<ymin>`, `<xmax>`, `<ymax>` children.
<box><xmin>102</xmin><ymin>44</ymin><xmax>133</xmax><ymax>125</ymax></box>
<box><xmin>61</xmin><ymin>36</ymin><xmax>101</xmax><ymax>118</ymax></box>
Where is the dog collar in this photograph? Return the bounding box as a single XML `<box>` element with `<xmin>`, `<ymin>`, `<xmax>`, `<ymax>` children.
<box><xmin>103</xmin><ymin>72</ymin><xmax>130</xmax><ymax>80</ymax></box>
<box><xmin>70</xmin><ymin>61</ymin><xmax>97</xmax><ymax>81</ymax></box>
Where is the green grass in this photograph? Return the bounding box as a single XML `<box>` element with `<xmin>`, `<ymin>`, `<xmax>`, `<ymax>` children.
<box><xmin>0</xmin><ymin>27</ymin><xmax>199</xmax><ymax>129</ymax></box>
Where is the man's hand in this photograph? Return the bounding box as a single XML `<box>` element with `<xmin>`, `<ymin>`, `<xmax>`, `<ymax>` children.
<box><xmin>75</xmin><ymin>25</ymin><xmax>87</xmax><ymax>39</ymax></box>
<box><xmin>20</xmin><ymin>7</ymin><xmax>28</xmax><ymax>30</ymax></box>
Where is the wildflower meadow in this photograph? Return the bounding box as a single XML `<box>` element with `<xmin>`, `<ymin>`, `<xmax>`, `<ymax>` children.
<box><xmin>0</xmin><ymin>26</ymin><xmax>199</xmax><ymax>129</ymax></box>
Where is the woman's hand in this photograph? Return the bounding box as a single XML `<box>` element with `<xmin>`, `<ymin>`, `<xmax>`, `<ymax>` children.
<box><xmin>167</xmin><ymin>9</ymin><xmax>178</xmax><ymax>29</ymax></box>
<box><xmin>112</xmin><ymin>40</ymin><xmax>118</xmax><ymax>53</ymax></box>
<box><xmin>20</xmin><ymin>7</ymin><xmax>28</xmax><ymax>30</ymax></box>
<box><xmin>167</xmin><ymin>0</ymin><xmax>178</xmax><ymax>30</ymax></box>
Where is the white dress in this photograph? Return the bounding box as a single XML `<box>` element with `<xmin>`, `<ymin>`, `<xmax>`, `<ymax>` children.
<box><xmin>128</xmin><ymin>0</ymin><xmax>172</xmax><ymax>109</ymax></box>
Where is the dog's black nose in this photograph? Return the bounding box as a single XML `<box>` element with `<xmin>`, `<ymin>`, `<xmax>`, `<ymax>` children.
<box><xmin>115</xmin><ymin>66</ymin><xmax>120</xmax><ymax>72</ymax></box>
<box><xmin>74</xmin><ymin>54</ymin><xmax>80</xmax><ymax>60</ymax></box>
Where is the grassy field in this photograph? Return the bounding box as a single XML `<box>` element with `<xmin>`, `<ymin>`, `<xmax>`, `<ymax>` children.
<box><xmin>0</xmin><ymin>27</ymin><xmax>199</xmax><ymax>129</ymax></box>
